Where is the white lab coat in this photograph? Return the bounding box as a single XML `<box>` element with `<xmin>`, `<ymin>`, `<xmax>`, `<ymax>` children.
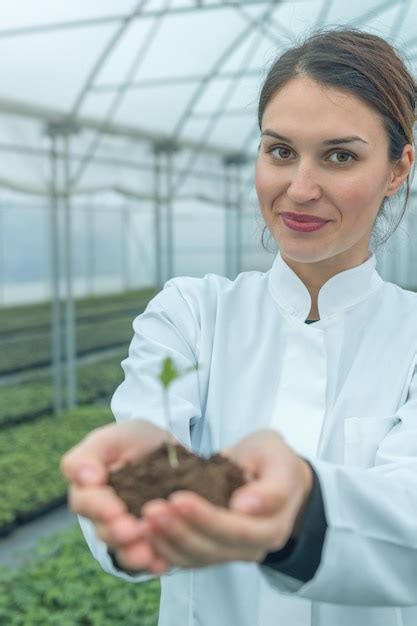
<box><xmin>78</xmin><ymin>251</ymin><xmax>417</xmax><ymax>626</ymax></box>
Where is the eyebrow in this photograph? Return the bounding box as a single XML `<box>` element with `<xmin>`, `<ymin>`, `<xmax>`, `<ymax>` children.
<box><xmin>261</xmin><ymin>130</ymin><xmax>368</xmax><ymax>146</ymax></box>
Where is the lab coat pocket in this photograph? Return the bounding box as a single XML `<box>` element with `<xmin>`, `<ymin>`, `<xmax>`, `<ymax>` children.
<box><xmin>344</xmin><ymin>416</ymin><xmax>400</xmax><ymax>468</ymax></box>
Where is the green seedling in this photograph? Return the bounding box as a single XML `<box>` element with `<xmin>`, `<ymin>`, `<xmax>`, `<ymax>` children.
<box><xmin>159</xmin><ymin>356</ymin><xmax>199</xmax><ymax>468</ymax></box>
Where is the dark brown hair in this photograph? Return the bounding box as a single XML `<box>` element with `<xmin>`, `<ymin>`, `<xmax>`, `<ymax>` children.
<box><xmin>258</xmin><ymin>26</ymin><xmax>416</xmax><ymax>251</ymax></box>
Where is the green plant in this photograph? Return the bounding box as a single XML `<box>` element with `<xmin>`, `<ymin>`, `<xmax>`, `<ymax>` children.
<box><xmin>158</xmin><ymin>357</ymin><xmax>198</xmax><ymax>468</ymax></box>
<box><xmin>0</xmin><ymin>524</ymin><xmax>160</xmax><ymax>625</ymax></box>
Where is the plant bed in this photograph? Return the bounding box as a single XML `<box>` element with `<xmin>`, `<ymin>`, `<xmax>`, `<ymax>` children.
<box><xmin>0</xmin><ymin>524</ymin><xmax>160</xmax><ymax>626</ymax></box>
<box><xmin>15</xmin><ymin>495</ymin><xmax>68</xmax><ymax>524</ymax></box>
<box><xmin>0</xmin><ymin>404</ymin><xmax>113</xmax><ymax>537</ymax></box>
<box><xmin>0</xmin><ymin>286</ymin><xmax>157</xmax><ymax>335</ymax></box>
<box><xmin>0</xmin><ymin>352</ymin><xmax>125</xmax><ymax>428</ymax></box>
<box><xmin>0</xmin><ymin>519</ymin><xmax>17</xmax><ymax>539</ymax></box>
<box><xmin>0</xmin><ymin>409</ymin><xmax>50</xmax><ymax>430</ymax></box>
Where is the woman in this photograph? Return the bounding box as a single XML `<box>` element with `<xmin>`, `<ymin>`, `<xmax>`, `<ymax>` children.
<box><xmin>61</xmin><ymin>27</ymin><xmax>417</xmax><ymax>626</ymax></box>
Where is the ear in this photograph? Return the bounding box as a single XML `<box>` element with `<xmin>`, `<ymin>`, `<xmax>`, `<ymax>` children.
<box><xmin>385</xmin><ymin>144</ymin><xmax>415</xmax><ymax>197</ymax></box>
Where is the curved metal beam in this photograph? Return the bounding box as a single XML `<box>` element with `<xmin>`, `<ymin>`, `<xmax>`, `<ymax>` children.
<box><xmin>70</xmin><ymin>0</ymin><xmax>172</xmax><ymax>188</ymax></box>
<box><xmin>0</xmin><ymin>96</ymin><xmax>241</xmax><ymax>158</ymax></box>
<box><xmin>70</xmin><ymin>0</ymin><xmax>149</xmax><ymax>118</ymax></box>
<box><xmin>93</xmin><ymin>68</ymin><xmax>263</xmax><ymax>92</ymax></box>
<box><xmin>314</xmin><ymin>0</ymin><xmax>334</xmax><ymax>28</ymax></box>
<box><xmin>350</xmin><ymin>0</ymin><xmax>403</xmax><ymax>27</ymax></box>
<box><xmin>171</xmin><ymin>1</ymin><xmax>281</xmax><ymax>142</ymax></box>
<box><xmin>0</xmin><ymin>2</ymin><xmax>295</xmax><ymax>39</ymax></box>
<box><xmin>389</xmin><ymin>0</ymin><xmax>412</xmax><ymax>38</ymax></box>
<box><xmin>170</xmin><ymin>0</ymin><xmax>281</xmax><ymax>199</ymax></box>
<box><xmin>172</xmin><ymin>11</ymin><xmax>271</xmax><ymax>196</ymax></box>
<box><xmin>238</xmin><ymin>6</ymin><xmax>292</xmax><ymax>43</ymax></box>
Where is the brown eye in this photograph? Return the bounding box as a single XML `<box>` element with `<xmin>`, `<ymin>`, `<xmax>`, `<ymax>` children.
<box><xmin>270</xmin><ymin>145</ymin><xmax>292</xmax><ymax>159</ymax></box>
<box><xmin>328</xmin><ymin>151</ymin><xmax>355</xmax><ymax>164</ymax></box>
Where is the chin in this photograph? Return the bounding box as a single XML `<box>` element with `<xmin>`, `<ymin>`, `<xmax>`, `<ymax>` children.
<box><xmin>279</xmin><ymin>242</ymin><xmax>330</xmax><ymax>265</ymax></box>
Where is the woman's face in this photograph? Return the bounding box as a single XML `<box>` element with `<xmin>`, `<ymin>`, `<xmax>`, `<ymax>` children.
<box><xmin>255</xmin><ymin>75</ymin><xmax>409</xmax><ymax>270</ymax></box>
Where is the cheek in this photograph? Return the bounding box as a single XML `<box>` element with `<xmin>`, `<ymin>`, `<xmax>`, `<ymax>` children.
<box><xmin>255</xmin><ymin>161</ymin><xmax>283</xmax><ymax>205</ymax></box>
<box><xmin>334</xmin><ymin>174</ymin><xmax>385</xmax><ymax>222</ymax></box>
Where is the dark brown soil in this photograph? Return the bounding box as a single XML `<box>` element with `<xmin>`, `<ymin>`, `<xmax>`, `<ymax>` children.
<box><xmin>108</xmin><ymin>443</ymin><xmax>246</xmax><ymax>517</ymax></box>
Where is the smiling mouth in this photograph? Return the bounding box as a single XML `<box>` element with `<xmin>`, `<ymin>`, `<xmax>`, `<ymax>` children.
<box><xmin>280</xmin><ymin>214</ymin><xmax>329</xmax><ymax>233</ymax></box>
<box><xmin>280</xmin><ymin>212</ymin><xmax>329</xmax><ymax>223</ymax></box>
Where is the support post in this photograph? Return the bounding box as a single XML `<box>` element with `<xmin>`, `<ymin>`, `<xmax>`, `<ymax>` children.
<box><xmin>153</xmin><ymin>146</ymin><xmax>162</xmax><ymax>290</ymax></box>
<box><xmin>63</xmin><ymin>132</ymin><xmax>76</xmax><ymax>408</ymax></box>
<box><xmin>45</xmin><ymin>119</ymin><xmax>80</xmax><ymax>412</ymax></box>
<box><xmin>0</xmin><ymin>201</ymin><xmax>4</xmax><ymax>306</ymax></box>
<box><xmin>47</xmin><ymin>132</ymin><xmax>64</xmax><ymax>414</ymax></box>
<box><xmin>223</xmin><ymin>153</ymin><xmax>249</xmax><ymax>279</ymax></box>
<box><xmin>153</xmin><ymin>140</ymin><xmax>180</xmax><ymax>285</ymax></box>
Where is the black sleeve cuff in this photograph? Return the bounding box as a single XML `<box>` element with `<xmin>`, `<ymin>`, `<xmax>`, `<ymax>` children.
<box><xmin>260</xmin><ymin>460</ymin><xmax>327</xmax><ymax>582</ymax></box>
<box><xmin>108</xmin><ymin>549</ymin><xmax>147</xmax><ymax>576</ymax></box>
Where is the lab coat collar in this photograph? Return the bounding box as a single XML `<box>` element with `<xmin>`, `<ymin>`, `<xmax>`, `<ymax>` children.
<box><xmin>268</xmin><ymin>250</ymin><xmax>382</xmax><ymax>321</ymax></box>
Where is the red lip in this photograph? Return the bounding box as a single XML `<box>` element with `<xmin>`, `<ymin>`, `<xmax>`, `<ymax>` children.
<box><xmin>280</xmin><ymin>212</ymin><xmax>329</xmax><ymax>223</ymax></box>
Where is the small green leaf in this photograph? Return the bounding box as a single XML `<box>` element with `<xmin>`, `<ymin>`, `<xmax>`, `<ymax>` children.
<box><xmin>159</xmin><ymin>358</ymin><xmax>200</xmax><ymax>389</ymax></box>
<box><xmin>159</xmin><ymin>357</ymin><xmax>181</xmax><ymax>389</ymax></box>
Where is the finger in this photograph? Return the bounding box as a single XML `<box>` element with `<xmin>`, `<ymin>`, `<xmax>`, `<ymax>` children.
<box><xmin>94</xmin><ymin>515</ymin><xmax>149</xmax><ymax>548</ymax></box>
<box><xmin>218</xmin><ymin>447</ymin><xmax>254</xmax><ymax>485</ymax></box>
<box><xmin>147</xmin><ymin>511</ymin><xmax>253</xmax><ymax>567</ymax></box>
<box><xmin>116</xmin><ymin>540</ymin><xmax>169</xmax><ymax>573</ymax></box>
<box><xmin>60</xmin><ymin>424</ymin><xmax>122</xmax><ymax>486</ymax></box>
<box><xmin>224</xmin><ymin>429</ymin><xmax>289</xmax><ymax>478</ymax></box>
<box><xmin>168</xmin><ymin>491</ymin><xmax>288</xmax><ymax>550</ymax></box>
<box><xmin>115</xmin><ymin>540</ymin><xmax>157</xmax><ymax>571</ymax></box>
<box><xmin>147</xmin><ymin>555</ymin><xmax>171</xmax><ymax>575</ymax></box>
<box><xmin>149</xmin><ymin>533</ymin><xmax>193</xmax><ymax>569</ymax></box>
<box><xmin>229</xmin><ymin>479</ymin><xmax>290</xmax><ymax>516</ymax></box>
<box><xmin>143</xmin><ymin>501</ymin><xmax>221</xmax><ymax>566</ymax></box>
<box><xmin>68</xmin><ymin>484</ymin><xmax>128</xmax><ymax>523</ymax></box>
<box><xmin>60</xmin><ymin>420</ymin><xmax>169</xmax><ymax>487</ymax></box>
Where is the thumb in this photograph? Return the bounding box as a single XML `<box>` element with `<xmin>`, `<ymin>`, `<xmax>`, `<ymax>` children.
<box><xmin>60</xmin><ymin>453</ymin><xmax>106</xmax><ymax>487</ymax></box>
<box><xmin>60</xmin><ymin>429</ymin><xmax>111</xmax><ymax>487</ymax></box>
<box><xmin>229</xmin><ymin>481</ymin><xmax>277</xmax><ymax>515</ymax></box>
<box><xmin>60</xmin><ymin>420</ymin><xmax>168</xmax><ymax>487</ymax></box>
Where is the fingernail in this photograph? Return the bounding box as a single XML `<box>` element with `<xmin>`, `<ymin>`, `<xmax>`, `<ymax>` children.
<box><xmin>232</xmin><ymin>494</ymin><xmax>261</xmax><ymax>513</ymax></box>
<box><xmin>77</xmin><ymin>466</ymin><xmax>99</xmax><ymax>485</ymax></box>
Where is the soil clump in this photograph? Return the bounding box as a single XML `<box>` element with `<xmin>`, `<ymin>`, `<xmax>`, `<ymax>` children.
<box><xmin>108</xmin><ymin>443</ymin><xmax>246</xmax><ymax>516</ymax></box>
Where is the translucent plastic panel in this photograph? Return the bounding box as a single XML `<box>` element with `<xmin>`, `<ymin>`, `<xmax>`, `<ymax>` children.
<box><xmin>327</xmin><ymin>0</ymin><xmax>400</xmax><ymax>26</ymax></box>
<box><xmin>0</xmin><ymin>114</ymin><xmax>49</xmax><ymax>153</ymax></box>
<box><xmin>82</xmin><ymin>81</ymin><xmax>197</xmax><ymax>135</ymax></box>
<box><xmin>220</xmin><ymin>75</ymin><xmax>261</xmax><ymax>114</ymax></box>
<box><xmin>0</xmin><ymin>1</ymin><xmax>137</xmax><ymax>30</ymax></box>
<box><xmin>193</xmin><ymin>78</ymin><xmax>242</xmax><ymax>116</ymax></box>
<box><xmin>192</xmin><ymin>113</ymin><xmax>255</xmax><ymax>151</ymax></box>
<box><xmin>92</xmin><ymin>18</ymin><xmax>163</xmax><ymax>86</ymax></box>
<box><xmin>0</xmin><ymin>24</ymin><xmax>117</xmax><ymax>111</ymax></box>
<box><xmin>127</xmin><ymin>8</ymin><xmax>246</xmax><ymax>80</ymax></box>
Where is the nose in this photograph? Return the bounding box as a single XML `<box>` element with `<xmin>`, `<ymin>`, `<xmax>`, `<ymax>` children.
<box><xmin>286</xmin><ymin>161</ymin><xmax>322</xmax><ymax>204</ymax></box>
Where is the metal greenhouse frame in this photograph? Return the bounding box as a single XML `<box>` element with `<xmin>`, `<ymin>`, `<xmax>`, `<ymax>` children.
<box><xmin>0</xmin><ymin>0</ymin><xmax>415</xmax><ymax>412</ymax></box>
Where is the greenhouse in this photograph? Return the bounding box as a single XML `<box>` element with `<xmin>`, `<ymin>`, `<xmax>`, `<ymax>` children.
<box><xmin>1</xmin><ymin>1</ymin><xmax>417</xmax><ymax>625</ymax></box>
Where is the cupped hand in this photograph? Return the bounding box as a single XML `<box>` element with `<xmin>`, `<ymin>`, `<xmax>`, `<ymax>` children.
<box><xmin>140</xmin><ymin>429</ymin><xmax>313</xmax><ymax>572</ymax></box>
<box><xmin>60</xmin><ymin>419</ymin><xmax>177</xmax><ymax>574</ymax></box>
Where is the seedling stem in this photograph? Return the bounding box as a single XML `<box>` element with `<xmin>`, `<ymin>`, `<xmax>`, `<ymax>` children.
<box><xmin>159</xmin><ymin>356</ymin><xmax>199</xmax><ymax>469</ymax></box>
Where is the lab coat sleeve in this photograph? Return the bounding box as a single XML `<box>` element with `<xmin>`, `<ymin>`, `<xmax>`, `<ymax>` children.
<box><xmin>76</xmin><ymin>278</ymin><xmax>203</xmax><ymax>582</ymax></box>
<box><xmin>260</xmin><ymin>360</ymin><xmax>417</xmax><ymax>606</ymax></box>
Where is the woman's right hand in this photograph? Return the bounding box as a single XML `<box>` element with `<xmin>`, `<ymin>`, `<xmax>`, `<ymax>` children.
<box><xmin>60</xmin><ymin>419</ymin><xmax>174</xmax><ymax>574</ymax></box>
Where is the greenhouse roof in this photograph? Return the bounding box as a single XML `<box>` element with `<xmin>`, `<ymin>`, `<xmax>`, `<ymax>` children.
<box><xmin>0</xmin><ymin>0</ymin><xmax>416</xmax><ymax>195</ymax></box>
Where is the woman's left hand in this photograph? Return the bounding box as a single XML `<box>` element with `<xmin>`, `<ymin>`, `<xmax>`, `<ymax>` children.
<box><xmin>140</xmin><ymin>429</ymin><xmax>313</xmax><ymax>572</ymax></box>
